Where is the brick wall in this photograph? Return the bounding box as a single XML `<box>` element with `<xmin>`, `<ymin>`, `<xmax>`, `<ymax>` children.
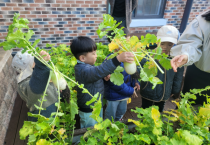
<box><xmin>0</xmin><ymin>48</ymin><xmax>17</xmax><ymax>145</ymax></box>
<box><xmin>0</xmin><ymin>0</ymin><xmax>107</xmax><ymax>49</ymax></box>
<box><xmin>0</xmin><ymin>0</ymin><xmax>209</xmax><ymax>48</ymax></box>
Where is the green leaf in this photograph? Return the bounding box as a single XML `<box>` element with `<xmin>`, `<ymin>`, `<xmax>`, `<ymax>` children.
<box><xmin>86</xmin><ymin>92</ymin><xmax>99</xmax><ymax>106</ymax></box>
<box><xmin>25</xmin><ymin>30</ymin><xmax>34</xmax><ymax>40</ymax></box>
<box><xmin>90</xmin><ymin>97</ymin><xmax>102</xmax><ymax>123</ymax></box>
<box><xmin>134</xmin><ymin>134</ymin><xmax>151</xmax><ymax>144</ymax></box>
<box><xmin>19</xmin><ymin>121</ymin><xmax>35</xmax><ymax>140</ymax></box>
<box><xmin>70</xmin><ymin>99</ymin><xmax>78</xmax><ymax>120</ymax></box>
<box><xmin>28</xmin><ymin>134</ymin><xmax>36</xmax><ymax>143</ymax></box>
<box><xmin>107</xmin><ymin>52</ymin><xmax>118</xmax><ymax>60</ymax></box>
<box><xmin>110</xmin><ymin>72</ymin><xmax>124</xmax><ymax>86</ymax></box>
<box><xmin>156</xmin><ymin>46</ymin><xmax>162</xmax><ymax>54</ymax></box>
<box><xmin>0</xmin><ymin>41</ymin><xmax>17</xmax><ymax>51</ymax></box>
<box><xmin>159</xmin><ymin>58</ymin><xmax>172</xmax><ymax>70</ymax></box>
<box><xmin>32</xmin><ymin>39</ymin><xmax>40</xmax><ymax>47</ymax></box>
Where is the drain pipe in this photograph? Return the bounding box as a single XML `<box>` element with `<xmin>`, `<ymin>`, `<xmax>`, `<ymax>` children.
<box><xmin>179</xmin><ymin>0</ymin><xmax>194</xmax><ymax>34</ymax></box>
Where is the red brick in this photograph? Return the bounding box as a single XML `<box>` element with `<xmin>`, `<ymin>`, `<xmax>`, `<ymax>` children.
<box><xmin>36</xmin><ymin>8</ymin><xmax>46</xmax><ymax>11</ymax></box>
<box><xmin>28</xmin><ymin>25</ymin><xmax>33</xmax><ymax>28</ymax></box>
<box><xmin>85</xmin><ymin>1</ymin><xmax>93</xmax><ymax>4</ymax></box>
<box><xmin>18</xmin><ymin>3</ymin><xmax>28</xmax><ymax>7</ymax></box>
<box><xmin>68</xmin><ymin>14</ymin><xmax>76</xmax><ymax>17</ymax></box>
<box><xmin>71</xmin><ymin>4</ymin><xmax>80</xmax><ymax>7</ymax></box>
<box><xmin>45</xmin><ymin>31</ymin><xmax>54</xmax><ymax>34</ymax></box>
<box><xmin>30</xmin><ymin>22</ymin><xmax>38</xmax><ymax>25</ymax></box>
<box><xmin>63</xmin><ymin>24</ymin><xmax>72</xmax><ymax>27</ymax></box>
<box><xmin>58</xmin><ymin>15</ymin><xmax>67</xmax><ymax>17</ymax></box>
<box><xmin>81</xmin><ymin>4</ymin><xmax>89</xmax><ymax>7</ymax></box>
<box><xmin>51</xmin><ymin>4</ymin><xmax>61</xmax><ymax>7</ymax></box>
<box><xmin>19</xmin><ymin>15</ymin><xmax>26</xmax><ymax>18</ymax></box>
<box><xmin>37</xmin><ymin>15</ymin><xmax>48</xmax><ymax>18</ymax></box>
<box><xmin>69</xmin><ymin>27</ymin><xmax>77</xmax><ymax>30</ymax></box>
<box><xmin>69</xmin><ymin>33</ymin><xmax>78</xmax><ymax>36</ymax></box>
<box><xmin>82</xmin><ymin>24</ymin><xmax>89</xmax><ymax>27</ymax></box>
<box><xmin>73</xmin><ymin>24</ymin><xmax>81</xmax><ymax>27</ymax></box>
<box><xmin>20</xmin><ymin>11</ymin><xmax>30</xmax><ymax>14</ymax></box>
<box><xmin>41</xmin><ymin>35</ymin><xmax>50</xmax><ymax>37</ymax></box>
<box><xmin>82</xmin><ymin>30</ymin><xmax>90</xmax><ymax>33</ymax></box>
<box><xmin>94</xmin><ymin>1</ymin><xmax>102</xmax><ymax>4</ymax></box>
<box><xmin>86</xmin><ymin>14</ymin><xmax>94</xmax><ymax>17</ymax></box>
<box><xmin>66</xmin><ymin>1</ymin><xmax>75</xmax><ymax>4</ymax></box>
<box><xmin>90</xmin><ymin>18</ymin><xmax>97</xmax><ymax>20</ymax></box>
<box><xmin>48</xmin><ymin>15</ymin><xmax>58</xmax><ymax>18</ymax></box>
<box><xmin>170</xmin><ymin>13</ymin><xmax>176</xmax><ymax>15</ymax></box>
<box><xmin>44</xmin><ymin>25</ymin><xmax>53</xmax><ymax>27</ymax></box>
<box><xmin>1</xmin><ymin>7</ymin><xmax>12</xmax><ymax>11</ymax></box>
<box><xmin>55</xmin><ymin>31</ymin><xmax>63</xmax><ymax>34</ymax></box>
<box><xmin>90</xmin><ymin>36</ymin><xmax>98</xmax><ymax>39</ymax></box>
<box><xmin>142</xmin><ymin>27</ymin><xmax>149</xmax><ymax>30</ymax></box>
<box><xmin>56</xmin><ymin>0</ymin><xmax>65</xmax><ymax>3</ymax></box>
<box><xmin>13</xmin><ymin>7</ymin><xmax>24</xmax><ymax>11</ymax></box>
<box><xmin>61</xmin><ymin>4</ymin><xmax>71</xmax><ymax>7</ymax></box>
<box><xmin>34</xmin><ymin>0</ymin><xmax>45</xmax><ymax>3</ymax></box>
<box><xmin>82</xmin><ymin>18</ymin><xmax>89</xmax><ymax>21</ymax></box>
<box><xmin>6</xmin><ymin>3</ymin><xmax>17</xmax><ymax>6</ymax></box>
<box><xmin>30</xmin><ymin>4</ymin><xmax>40</xmax><ymax>7</ymax></box>
<box><xmin>49</xmin><ymin>22</ymin><xmax>57</xmax><ymax>24</ymax></box>
<box><xmin>76</xmin><ymin>1</ymin><xmax>84</xmax><ymax>4</ymax></box>
<box><xmin>0</xmin><ymin>15</ymin><xmax>2</xmax><ymax>18</ymax></box>
<box><xmin>34</xmin><ymin>25</ymin><xmax>44</xmax><ymax>28</ymax></box>
<box><xmin>25</xmin><ymin>7</ymin><xmax>35</xmax><ymax>11</ymax></box>
<box><xmin>50</xmin><ymin>28</ymin><xmax>59</xmax><ymax>31</ymax></box>
<box><xmin>90</xmin><ymin>4</ymin><xmax>98</xmax><ymax>7</ymax></box>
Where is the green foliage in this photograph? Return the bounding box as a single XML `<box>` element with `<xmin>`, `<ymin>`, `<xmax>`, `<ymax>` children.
<box><xmin>80</xmin><ymin>87</ymin><xmax>210</xmax><ymax>145</ymax></box>
<box><xmin>110</xmin><ymin>66</ymin><xmax>124</xmax><ymax>86</ymax></box>
<box><xmin>97</xmin><ymin>14</ymin><xmax>172</xmax><ymax>88</ymax></box>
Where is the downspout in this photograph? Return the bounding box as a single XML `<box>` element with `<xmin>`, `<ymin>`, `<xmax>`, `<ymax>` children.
<box><xmin>179</xmin><ymin>0</ymin><xmax>194</xmax><ymax>34</ymax></box>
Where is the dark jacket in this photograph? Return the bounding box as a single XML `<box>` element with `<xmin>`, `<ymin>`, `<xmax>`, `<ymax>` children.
<box><xmin>75</xmin><ymin>57</ymin><xmax>120</xmax><ymax>112</ymax></box>
<box><xmin>108</xmin><ymin>0</ymin><xmax>138</xmax><ymax>27</ymax></box>
<box><xmin>104</xmin><ymin>57</ymin><xmax>138</xmax><ymax>101</ymax></box>
<box><xmin>139</xmin><ymin>58</ymin><xmax>184</xmax><ymax>102</ymax></box>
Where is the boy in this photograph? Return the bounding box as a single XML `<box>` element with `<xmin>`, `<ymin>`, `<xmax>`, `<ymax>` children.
<box><xmin>103</xmin><ymin>26</ymin><xmax>140</xmax><ymax>121</ymax></box>
<box><xmin>70</xmin><ymin>36</ymin><xmax>134</xmax><ymax>128</ymax></box>
<box><xmin>140</xmin><ymin>25</ymin><xmax>184</xmax><ymax>112</ymax></box>
<box><xmin>12</xmin><ymin>50</ymin><xmax>58</xmax><ymax>121</ymax></box>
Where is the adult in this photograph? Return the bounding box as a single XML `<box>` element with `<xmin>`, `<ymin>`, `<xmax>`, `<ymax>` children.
<box><xmin>108</xmin><ymin>0</ymin><xmax>138</xmax><ymax>28</ymax></box>
<box><xmin>170</xmin><ymin>10</ymin><xmax>210</xmax><ymax>105</ymax></box>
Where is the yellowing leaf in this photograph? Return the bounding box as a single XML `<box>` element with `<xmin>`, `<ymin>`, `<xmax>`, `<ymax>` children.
<box><xmin>172</xmin><ymin>100</ymin><xmax>180</xmax><ymax>108</ymax></box>
<box><xmin>129</xmin><ymin>36</ymin><xmax>139</xmax><ymax>47</ymax></box>
<box><xmin>36</xmin><ymin>139</ymin><xmax>51</xmax><ymax>145</ymax></box>
<box><xmin>57</xmin><ymin>128</ymin><xmax>66</xmax><ymax>135</ymax></box>
<box><xmin>108</xmin><ymin>40</ymin><xmax>119</xmax><ymax>52</ymax></box>
<box><xmin>199</xmin><ymin>107</ymin><xmax>210</xmax><ymax>118</ymax></box>
<box><xmin>151</xmin><ymin>107</ymin><xmax>160</xmax><ymax>125</ymax></box>
<box><xmin>50</xmin><ymin>125</ymin><xmax>55</xmax><ymax>135</ymax></box>
<box><xmin>107</xmin><ymin>142</ymin><xmax>112</xmax><ymax>145</ymax></box>
<box><xmin>128</xmin><ymin>119</ymin><xmax>141</xmax><ymax>127</ymax></box>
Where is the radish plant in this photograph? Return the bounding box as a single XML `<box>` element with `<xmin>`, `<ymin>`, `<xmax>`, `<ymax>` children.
<box><xmin>97</xmin><ymin>14</ymin><xmax>172</xmax><ymax>89</ymax></box>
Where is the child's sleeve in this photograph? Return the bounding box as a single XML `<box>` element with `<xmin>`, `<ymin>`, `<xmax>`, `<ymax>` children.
<box><xmin>29</xmin><ymin>57</ymin><xmax>50</xmax><ymax>94</ymax></box>
<box><xmin>81</xmin><ymin>57</ymin><xmax>120</xmax><ymax>83</ymax></box>
<box><xmin>105</xmin><ymin>80</ymin><xmax>134</xmax><ymax>96</ymax></box>
<box><xmin>171</xmin><ymin>67</ymin><xmax>184</xmax><ymax>94</ymax></box>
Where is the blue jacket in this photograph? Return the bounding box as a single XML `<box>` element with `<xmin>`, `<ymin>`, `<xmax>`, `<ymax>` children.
<box><xmin>104</xmin><ymin>54</ymin><xmax>139</xmax><ymax>101</ymax></box>
<box><xmin>75</xmin><ymin>57</ymin><xmax>120</xmax><ymax>112</ymax></box>
<box><xmin>139</xmin><ymin>58</ymin><xmax>184</xmax><ymax>102</ymax></box>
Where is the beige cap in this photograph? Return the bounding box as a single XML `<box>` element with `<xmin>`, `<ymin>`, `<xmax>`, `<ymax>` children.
<box><xmin>12</xmin><ymin>51</ymin><xmax>34</xmax><ymax>83</ymax></box>
<box><xmin>157</xmin><ymin>25</ymin><xmax>179</xmax><ymax>44</ymax></box>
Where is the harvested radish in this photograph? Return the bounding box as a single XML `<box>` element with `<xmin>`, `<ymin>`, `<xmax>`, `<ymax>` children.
<box><xmin>124</xmin><ymin>61</ymin><xmax>136</xmax><ymax>75</ymax></box>
<box><xmin>51</xmin><ymin>71</ymin><xmax>67</xmax><ymax>90</ymax></box>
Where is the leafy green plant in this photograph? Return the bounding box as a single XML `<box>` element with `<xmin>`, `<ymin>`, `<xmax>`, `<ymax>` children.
<box><xmin>97</xmin><ymin>14</ymin><xmax>172</xmax><ymax>88</ymax></box>
<box><xmin>80</xmin><ymin>86</ymin><xmax>210</xmax><ymax>145</ymax></box>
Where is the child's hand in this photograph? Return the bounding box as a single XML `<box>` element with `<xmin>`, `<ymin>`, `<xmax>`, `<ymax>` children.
<box><xmin>117</xmin><ymin>52</ymin><xmax>134</xmax><ymax>63</ymax></box>
<box><xmin>132</xmin><ymin>86</ymin><xmax>138</xmax><ymax>98</ymax></box>
<box><xmin>135</xmin><ymin>83</ymin><xmax>140</xmax><ymax>91</ymax></box>
<box><xmin>104</xmin><ymin>74</ymin><xmax>111</xmax><ymax>81</ymax></box>
<box><xmin>39</xmin><ymin>50</ymin><xmax>50</xmax><ymax>61</ymax></box>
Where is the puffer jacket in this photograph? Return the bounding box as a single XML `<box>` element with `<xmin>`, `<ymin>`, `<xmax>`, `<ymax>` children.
<box><xmin>75</xmin><ymin>58</ymin><xmax>120</xmax><ymax>113</ymax></box>
<box><xmin>139</xmin><ymin>58</ymin><xmax>184</xmax><ymax>102</ymax></box>
<box><xmin>104</xmin><ymin>61</ymin><xmax>138</xmax><ymax>101</ymax></box>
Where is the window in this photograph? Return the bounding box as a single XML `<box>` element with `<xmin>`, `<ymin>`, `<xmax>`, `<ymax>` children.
<box><xmin>133</xmin><ymin>0</ymin><xmax>167</xmax><ymax>19</ymax></box>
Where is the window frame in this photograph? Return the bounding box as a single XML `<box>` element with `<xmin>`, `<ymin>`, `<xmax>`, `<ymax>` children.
<box><xmin>132</xmin><ymin>0</ymin><xmax>167</xmax><ymax>19</ymax></box>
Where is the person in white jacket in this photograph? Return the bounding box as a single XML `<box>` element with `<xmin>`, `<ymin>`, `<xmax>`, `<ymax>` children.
<box><xmin>170</xmin><ymin>10</ymin><xmax>210</xmax><ymax>105</ymax></box>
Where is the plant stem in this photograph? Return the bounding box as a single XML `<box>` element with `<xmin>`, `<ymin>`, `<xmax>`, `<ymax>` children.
<box><xmin>38</xmin><ymin>72</ymin><xmax>52</xmax><ymax>115</ymax></box>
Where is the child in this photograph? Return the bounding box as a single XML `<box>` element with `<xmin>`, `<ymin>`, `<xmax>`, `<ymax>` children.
<box><xmin>140</xmin><ymin>25</ymin><xmax>184</xmax><ymax>112</ymax></box>
<box><xmin>70</xmin><ymin>36</ymin><xmax>134</xmax><ymax>128</ymax></box>
<box><xmin>103</xmin><ymin>26</ymin><xmax>140</xmax><ymax>121</ymax></box>
<box><xmin>12</xmin><ymin>50</ymin><xmax>59</xmax><ymax>121</ymax></box>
